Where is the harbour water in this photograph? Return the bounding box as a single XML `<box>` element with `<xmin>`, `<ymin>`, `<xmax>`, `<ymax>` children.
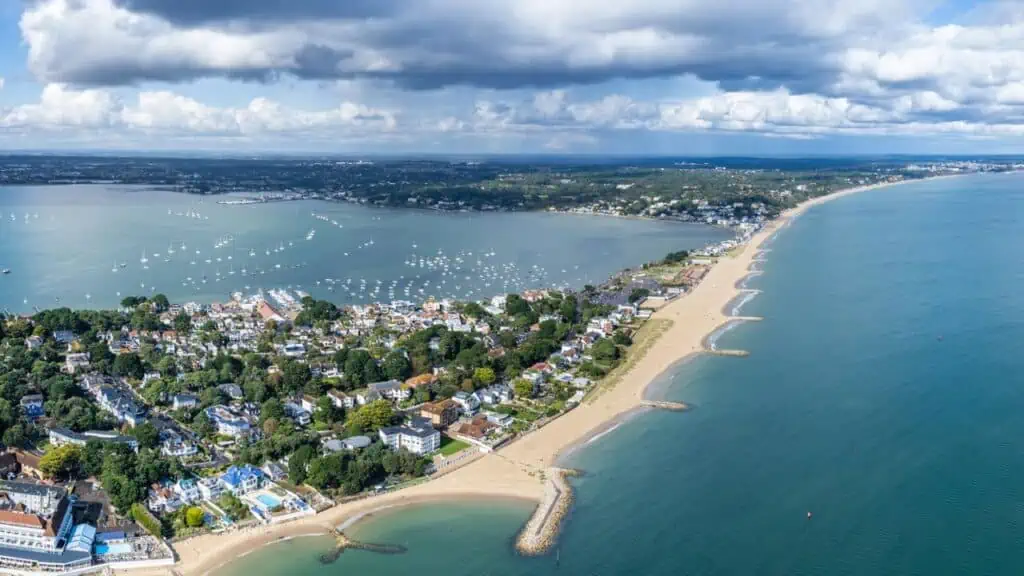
<box><xmin>220</xmin><ymin>172</ymin><xmax>1024</xmax><ymax>575</ymax></box>
<box><xmin>0</xmin><ymin>185</ymin><xmax>730</xmax><ymax>312</ymax></box>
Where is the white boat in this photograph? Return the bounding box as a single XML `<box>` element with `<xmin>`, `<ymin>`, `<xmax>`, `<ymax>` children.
<box><xmin>140</xmin><ymin>250</ymin><xmax>148</xmax><ymax>264</ymax></box>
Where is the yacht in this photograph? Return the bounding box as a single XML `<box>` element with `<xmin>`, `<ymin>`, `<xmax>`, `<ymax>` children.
<box><xmin>140</xmin><ymin>250</ymin><xmax>148</xmax><ymax>264</ymax></box>
<box><xmin>1</xmin><ymin>269</ymin><xmax>10</xmax><ymax>275</ymax></box>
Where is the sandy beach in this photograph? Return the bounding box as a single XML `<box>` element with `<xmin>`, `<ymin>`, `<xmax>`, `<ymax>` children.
<box><xmin>157</xmin><ymin>176</ymin><xmax>945</xmax><ymax>576</ymax></box>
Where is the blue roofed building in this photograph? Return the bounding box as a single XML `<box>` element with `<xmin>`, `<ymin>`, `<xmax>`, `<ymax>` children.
<box><xmin>220</xmin><ymin>465</ymin><xmax>263</xmax><ymax>495</ymax></box>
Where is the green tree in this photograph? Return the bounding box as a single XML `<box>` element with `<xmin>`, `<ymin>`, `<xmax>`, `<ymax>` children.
<box><xmin>2</xmin><ymin>424</ymin><xmax>27</xmax><ymax>449</ymax></box>
<box><xmin>260</xmin><ymin>398</ymin><xmax>284</xmax><ymax>423</ymax></box>
<box><xmin>281</xmin><ymin>361</ymin><xmax>311</xmax><ymax>394</ymax></box>
<box><xmin>513</xmin><ymin>379</ymin><xmax>534</xmax><ymax>400</ymax></box>
<box><xmin>315</xmin><ymin>397</ymin><xmax>338</xmax><ymax>426</ymax></box>
<box><xmin>613</xmin><ymin>331</ymin><xmax>633</xmax><ymax>346</ymax></box>
<box><xmin>112</xmin><ymin>353</ymin><xmax>145</xmax><ymax>380</ymax></box>
<box><xmin>173</xmin><ymin>312</ymin><xmax>192</xmax><ymax>334</ymax></box>
<box><xmin>130</xmin><ymin>422</ymin><xmax>160</xmax><ymax>450</ymax></box>
<box><xmin>505</xmin><ymin>294</ymin><xmax>530</xmax><ymax>317</ymax></box>
<box><xmin>473</xmin><ymin>367</ymin><xmax>496</xmax><ymax>386</ymax></box>
<box><xmin>343</xmin><ymin>350</ymin><xmax>372</xmax><ymax>384</ymax></box>
<box><xmin>382</xmin><ymin>351</ymin><xmax>412</xmax><ymax>381</ymax></box>
<box><xmin>289</xmin><ymin>445</ymin><xmax>314</xmax><ymax>485</ymax></box>
<box><xmin>559</xmin><ymin>295</ymin><xmax>579</xmax><ymax>323</ymax></box>
<box><xmin>185</xmin><ymin>506</ymin><xmax>205</xmax><ymax>528</ymax></box>
<box><xmin>362</xmin><ymin>360</ymin><xmax>383</xmax><ymax>384</ymax></box>
<box><xmin>39</xmin><ymin>445</ymin><xmax>83</xmax><ymax>480</ymax></box>
<box><xmin>346</xmin><ymin>400</ymin><xmax>394</xmax><ymax>433</ymax></box>
<box><xmin>628</xmin><ymin>288</ymin><xmax>650</xmax><ymax>304</ymax></box>
<box><xmin>592</xmin><ymin>339</ymin><xmax>620</xmax><ymax>363</ymax></box>
<box><xmin>120</xmin><ymin>296</ymin><xmax>147</xmax><ymax>309</ymax></box>
<box><xmin>151</xmin><ymin>294</ymin><xmax>170</xmax><ymax>312</ymax></box>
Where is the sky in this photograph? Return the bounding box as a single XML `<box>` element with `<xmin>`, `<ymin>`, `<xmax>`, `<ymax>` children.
<box><xmin>4</xmin><ymin>0</ymin><xmax>1024</xmax><ymax>155</ymax></box>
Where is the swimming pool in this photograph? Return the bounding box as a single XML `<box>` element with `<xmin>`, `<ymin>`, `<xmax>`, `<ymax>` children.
<box><xmin>255</xmin><ymin>493</ymin><xmax>282</xmax><ymax>509</ymax></box>
<box><xmin>95</xmin><ymin>542</ymin><xmax>133</xmax><ymax>556</ymax></box>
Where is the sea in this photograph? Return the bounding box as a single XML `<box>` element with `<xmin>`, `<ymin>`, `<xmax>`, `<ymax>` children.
<box><xmin>0</xmin><ymin>185</ymin><xmax>731</xmax><ymax>312</ymax></box>
<box><xmin>218</xmin><ymin>172</ymin><xmax>1024</xmax><ymax>575</ymax></box>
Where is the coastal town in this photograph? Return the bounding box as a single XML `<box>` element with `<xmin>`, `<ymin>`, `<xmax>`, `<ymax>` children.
<box><xmin>0</xmin><ymin>166</ymin><xmax>1001</xmax><ymax>575</ymax></box>
<box><xmin>0</xmin><ymin>222</ymin><xmax>755</xmax><ymax>573</ymax></box>
<box><xmin>1</xmin><ymin>155</ymin><xmax>1018</xmax><ymax>216</ymax></box>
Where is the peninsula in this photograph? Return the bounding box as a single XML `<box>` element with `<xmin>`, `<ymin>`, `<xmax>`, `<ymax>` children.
<box><xmin>165</xmin><ymin>178</ymin><xmax>937</xmax><ymax>576</ymax></box>
<box><xmin>0</xmin><ymin>172</ymin><xmax>963</xmax><ymax>576</ymax></box>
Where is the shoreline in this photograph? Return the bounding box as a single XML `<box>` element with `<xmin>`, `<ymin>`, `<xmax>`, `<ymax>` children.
<box><xmin>168</xmin><ymin>174</ymin><xmax>961</xmax><ymax>576</ymax></box>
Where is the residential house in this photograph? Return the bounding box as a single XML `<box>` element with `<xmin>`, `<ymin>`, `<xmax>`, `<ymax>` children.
<box><xmin>220</xmin><ymin>465</ymin><xmax>263</xmax><ymax>495</ymax></box>
<box><xmin>174</xmin><ymin>479</ymin><xmax>201</xmax><ymax>503</ymax></box>
<box><xmin>172</xmin><ymin>394</ymin><xmax>199</xmax><ymax>410</ymax></box>
<box><xmin>368</xmin><ymin>380</ymin><xmax>411</xmax><ymax>402</ymax></box>
<box><xmin>160</xmin><ymin>429</ymin><xmax>198</xmax><ymax>458</ymax></box>
<box><xmin>378</xmin><ymin>417</ymin><xmax>440</xmax><ymax>456</ymax></box>
<box><xmin>19</xmin><ymin>395</ymin><xmax>44</xmax><ymax>420</ymax></box>
<box><xmin>52</xmin><ymin>331</ymin><xmax>75</xmax><ymax>346</ymax></box>
<box><xmin>96</xmin><ymin>385</ymin><xmax>145</xmax><ymax>426</ymax></box>
<box><xmin>63</xmin><ymin>353</ymin><xmax>90</xmax><ymax>374</ymax></box>
<box><xmin>282</xmin><ymin>342</ymin><xmax>306</xmax><ymax>358</ymax></box>
<box><xmin>261</xmin><ymin>461</ymin><xmax>286</xmax><ymax>482</ymax></box>
<box><xmin>205</xmin><ymin>405</ymin><xmax>252</xmax><ymax>438</ymax></box>
<box><xmin>300</xmin><ymin>395</ymin><xmax>317</xmax><ymax>413</ymax></box>
<box><xmin>420</xmin><ymin>400</ymin><xmax>459</xmax><ymax>429</ymax></box>
<box><xmin>341</xmin><ymin>436</ymin><xmax>372</xmax><ymax>451</ymax></box>
<box><xmin>23</xmin><ymin>336</ymin><xmax>42</xmax><ymax>351</ymax></box>
<box><xmin>452</xmin><ymin>391</ymin><xmax>481</xmax><ymax>415</ymax></box>
<box><xmin>283</xmin><ymin>402</ymin><xmax>311</xmax><ymax>426</ymax></box>
<box><xmin>196</xmin><ymin>477</ymin><xmax>223</xmax><ymax>501</ymax></box>
<box><xmin>451</xmin><ymin>415</ymin><xmax>498</xmax><ymax>440</ymax></box>
<box><xmin>484</xmin><ymin>411</ymin><xmax>514</xmax><ymax>428</ymax></box>
<box><xmin>327</xmin><ymin>389</ymin><xmax>354</xmax><ymax>410</ymax></box>
<box><xmin>48</xmin><ymin>428</ymin><xmax>138</xmax><ymax>452</ymax></box>
<box><xmin>218</xmin><ymin>383</ymin><xmax>244</xmax><ymax>401</ymax></box>
<box><xmin>404</xmin><ymin>373</ymin><xmax>437</xmax><ymax>390</ymax></box>
<box><xmin>322</xmin><ymin>439</ymin><xmax>345</xmax><ymax>453</ymax></box>
<box><xmin>147</xmin><ymin>484</ymin><xmax>182</xmax><ymax>514</ymax></box>
<box><xmin>478</xmin><ymin>384</ymin><xmax>513</xmax><ymax>405</ymax></box>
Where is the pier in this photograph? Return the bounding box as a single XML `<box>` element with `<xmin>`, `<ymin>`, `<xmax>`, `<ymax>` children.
<box><xmin>516</xmin><ymin>468</ymin><xmax>576</xmax><ymax>555</ymax></box>
<box><xmin>730</xmin><ymin>316</ymin><xmax>763</xmax><ymax>322</ymax></box>
<box><xmin>640</xmin><ymin>400</ymin><xmax>689</xmax><ymax>411</ymax></box>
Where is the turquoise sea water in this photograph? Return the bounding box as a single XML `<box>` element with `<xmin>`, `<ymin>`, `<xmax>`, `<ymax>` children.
<box><xmin>219</xmin><ymin>172</ymin><xmax>1024</xmax><ymax>575</ymax></box>
<box><xmin>0</xmin><ymin>185</ymin><xmax>728</xmax><ymax>312</ymax></box>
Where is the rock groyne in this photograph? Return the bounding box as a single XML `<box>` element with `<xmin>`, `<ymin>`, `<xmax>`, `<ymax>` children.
<box><xmin>515</xmin><ymin>468</ymin><xmax>576</xmax><ymax>555</ymax></box>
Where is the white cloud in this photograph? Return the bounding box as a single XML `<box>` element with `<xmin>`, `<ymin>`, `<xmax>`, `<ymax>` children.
<box><xmin>0</xmin><ymin>84</ymin><xmax>396</xmax><ymax>140</ymax></box>
<box><xmin>17</xmin><ymin>0</ymin><xmax>1024</xmax><ymax>149</ymax></box>
<box><xmin>20</xmin><ymin>0</ymin><xmax>913</xmax><ymax>90</ymax></box>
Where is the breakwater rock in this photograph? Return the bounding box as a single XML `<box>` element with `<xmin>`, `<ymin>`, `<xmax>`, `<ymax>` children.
<box><xmin>516</xmin><ymin>468</ymin><xmax>578</xmax><ymax>556</ymax></box>
<box><xmin>320</xmin><ymin>533</ymin><xmax>408</xmax><ymax>563</ymax></box>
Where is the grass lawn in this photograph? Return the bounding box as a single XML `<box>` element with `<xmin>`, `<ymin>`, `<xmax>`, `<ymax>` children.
<box><xmin>437</xmin><ymin>436</ymin><xmax>470</xmax><ymax>457</ymax></box>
